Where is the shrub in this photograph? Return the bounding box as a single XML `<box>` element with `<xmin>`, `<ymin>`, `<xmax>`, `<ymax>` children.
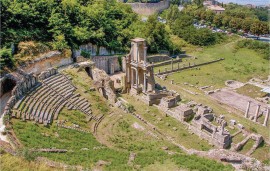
<box><xmin>235</xmin><ymin>39</ymin><xmax>269</xmax><ymax>60</ymax></box>
<box><xmin>126</xmin><ymin>104</ymin><xmax>135</xmax><ymax>113</ymax></box>
<box><xmin>0</xmin><ymin>47</ymin><xmax>14</xmax><ymax>70</ymax></box>
<box><xmin>80</xmin><ymin>50</ymin><xmax>91</xmax><ymax>58</ymax></box>
<box><xmin>250</xmin><ymin>127</ymin><xmax>258</xmax><ymax>133</ymax></box>
<box><xmin>20</xmin><ymin>148</ymin><xmax>37</xmax><ymax>161</ymax></box>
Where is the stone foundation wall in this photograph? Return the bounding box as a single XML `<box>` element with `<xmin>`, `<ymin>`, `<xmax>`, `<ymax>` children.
<box><xmin>91</xmin><ymin>68</ymin><xmax>117</xmax><ymax>104</ymax></box>
<box><xmin>22</xmin><ymin>51</ymin><xmax>72</xmax><ymax>74</ymax></box>
<box><xmin>153</xmin><ymin>58</ymin><xmax>183</xmax><ymax>68</ymax></box>
<box><xmin>127</xmin><ymin>1</ymin><xmax>170</xmax><ymax>16</ymax></box>
<box><xmin>156</xmin><ymin>58</ymin><xmax>224</xmax><ymax>75</ymax></box>
<box><xmin>38</xmin><ymin>68</ymin><xmax>58</xmax><ymax>80</ymax></box>
<box><xmin>147</xmin><ymin>55</ymin><xmax>171</xmax><ymax>63</ymax></box>
<box><xmin>91</xmin><ymin>56</ymin><xmax>121</xmax><ymax>74</ymax></box>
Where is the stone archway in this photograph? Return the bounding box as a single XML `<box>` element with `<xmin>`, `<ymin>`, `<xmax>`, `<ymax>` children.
<box><xmin>85</xmin><ymin>67</ymin><xmax>92</xmax><ymax>78</ymax></box>
<box><xmin>0</xmin><ymin>77</ymin><xmax>17</xmax><ymax>115</ymax></box>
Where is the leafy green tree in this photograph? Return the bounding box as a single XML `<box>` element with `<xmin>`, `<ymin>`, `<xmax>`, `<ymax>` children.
<box><xmin>241</xmin><ymin>18</ymin><xmax>254</xmax><ymax>32</ymax></box>
<box><xmin>213</xmin><ymin>14</ymin><xmax>223</xmax><ymax>27</ymax></box>
<box><xmin>193</xmin><ymin>0</ymin><xmax>203</xmax><ymax>7</ymax></box>
<box><xmin>143</xmin><ymin>15</ymin><xmax>171</xmax><ymax>53</ymax></box>
<box><xmin>229</xmin><ymin>18</ymin><xmax>242</xmax><ymax>31</ymax></box>
<box><xmin>250</xmin><ymin>21</ymin><xmax>269</xmax><ymax>36</ymax></box>
<box><xmin>205</xmin><ymin>10</ymin><xmax>215</xmax><ymax>23</ymax></box>
<box><xmin>52</xmin><ymin>35</ymin><xmax>69</xmax><ymax>51</ymax></box>
<box><xmin>0</xmin><ymin>48</ymin><xmax>14</xmax><ymax>70</ymax></box>
<box><xmin>162</xmin><ymin>5</ymin><xmax>181</xmax><ymax>26</ymax></box>
<box><xmin>222</xmin><ymin>16</ymin><xmax>231</xmax><ymax>27</ymax></box>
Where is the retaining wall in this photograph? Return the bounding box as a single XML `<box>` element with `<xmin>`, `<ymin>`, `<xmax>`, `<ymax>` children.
<box><xmin>153</xmin><ymin>58</ymin><xmax>183</xmax><ymax>68</ymax></box>
<box><xmin>127</xmin><ymin>0</ymin><xmax>169</xmax><ymax>16</ymax></box>
<box><xmin>156</xmin><ymin>58</ymin><xmax>224</xmax><ymax>75</ymax></box>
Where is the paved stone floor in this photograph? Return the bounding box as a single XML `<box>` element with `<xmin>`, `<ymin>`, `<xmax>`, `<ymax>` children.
<box><xmin>210</xmin><ymin>88</ymin><xmax>269</xmax><ymax>116</ymax></box>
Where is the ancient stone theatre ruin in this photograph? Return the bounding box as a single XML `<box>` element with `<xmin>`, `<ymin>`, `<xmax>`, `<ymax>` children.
<box><xmin>123</xmin><ymin>38</ymin><xmax>155</xmax><ymax>94</ymax></box>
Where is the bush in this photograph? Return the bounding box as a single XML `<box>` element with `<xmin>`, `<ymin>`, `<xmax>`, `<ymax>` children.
<box><xmin>0</xmin><ymin>47</ymin><xmax>14</xmax><ymax>70</ymax></box>
<box><xmin>126</xmin><ymin>104</ymin><xmax>135</xmax><ymax>113</ymax></box>
<box><xmin>250</xmin><ymin>127</ymin><xmax>258</xmax><ymax>133</ymax></box>
<box><xmin>20</xmin><ymin>148</ymin><xmax>37</xmax><ymax>161</ymax></box>
<box><xmin>52</xmin><ymin>34</ymin><xmax>69</xmax><ymax>51</ymax></box>
<box><xmin>80</xmin><ymin>50</ymin><xmax>91</xmax><ymax>58</ymax></box>
<box><xmin>235</xmin><ymin>39</ymin><xmax>269</xmax><ymax>60</ymax></box>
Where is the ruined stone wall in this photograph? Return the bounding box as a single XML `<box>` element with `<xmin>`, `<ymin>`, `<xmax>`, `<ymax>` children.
<box><xmin>153</xmin><ymin>58</ymin><xmax>183</xmax><ymax>67</ymax></box>
<box><xmin>22</xmin><ymin>51</ymin><xmax>73</xmax><ymax>74</ymax></box>
<box><xmin>147</xmin><ymin>55</ymin><xmax>171</xmax><ymax>63</ymax></box>
<box><xmin>156</xmin><ymin>58</ymin><xmax>224</xmax><ymax>75</ymax></box>
<box><xmin>38</xmin><ymin>68</ymin><xmax>58</xmax><ymax>80</ymax></box>
<box><xmin>91</xmin><ymin>68</ymin><xmax>117</xmax><ymax>104</ymax></box>
<box><xmin>91</xmin><ymin>56</ymin><xmax>121</xmax><ymax>74</ymax></box>
<box><xmin>127</xmin><ymin>0</ymin><xmax>170</xmax><ymax>16</ymax></box>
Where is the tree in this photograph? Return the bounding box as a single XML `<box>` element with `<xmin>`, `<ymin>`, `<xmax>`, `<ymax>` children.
<box><xmin>250</xmin><ymin>21</ymin><xmax>269</xmax><ymax>36</ymax></box>
<box><xmin>241</xmin><ymin>18</ymin><xmax>254</xmax><ymax>33</ymax></box>
<box><xmin>205</xmin><ymin>10</ymin><xmax>215</xmax><ymax>23</ymax></box>
<box><xmin>229</xmin><ymin>18</ymin><xmax>242</xmax><ymax>31</ymax></box>
<box><xmin>222</xmin><ymin>16</ymin><xmax>231</xmax><ymax>27</ymax></box>
<box><xmin>0</xmin><ymin>48</ymin><xmax>14</xmax><ymax>71</ymax></box>
<box><xmin>143</xmin><ymin>15</ymin><xmax>171</xmax><ymax>53</ymax></box>
<box><xmin>193</xmin><ymin>0</ymin><xmax>203</xmax><ymax>7</ymax></box>
<box><xmin>163</xmin><ymin>5</ymin><xmax>181</xmax><ymax>26</ymax></box>
<box><xmin>213</xmin><ymin>14</ymin><xmax>223</xmax><ymax>27</ymax></box>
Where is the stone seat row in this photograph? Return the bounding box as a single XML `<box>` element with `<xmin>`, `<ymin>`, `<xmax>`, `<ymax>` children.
<box><xmin>65</xmin><ymin>94</ymin><xmax>95</xmax><ymax>120</ymax></box>
<box><xmin>12</xmin><ymin>74</ymin><xmax>76</xmax><ymax>125</ymax></box>
<box><xmin>11</xmin><ymin>73</ymin><xmax>98</xmax><ymax>124</ymax></box>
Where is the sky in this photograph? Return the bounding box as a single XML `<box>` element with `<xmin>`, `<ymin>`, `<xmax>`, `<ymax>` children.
<box><xmin>217</xmin><ymin>0</ymin><xmax>269</xmax><ymax>6</ymax></box>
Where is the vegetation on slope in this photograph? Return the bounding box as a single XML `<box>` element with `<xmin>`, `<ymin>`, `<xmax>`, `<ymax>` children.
<box><xmin>0</xmin><ymin>153</ymin><xmax>54</xmax><ymax>171</ymax></box>
<box><xmin>235</xmin><ymin>39</ymin><xmax>269</xmax><ymax>60</ymax></box>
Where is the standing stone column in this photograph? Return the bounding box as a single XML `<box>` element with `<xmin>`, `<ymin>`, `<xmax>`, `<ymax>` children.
<box><xmin>143</xmin><ymin>72</ymin><xmax>147</xmax><ymax>93</ymax></box>
<box><xmin>254</xmin><ymin>104</ymin><xmax>261</xmax><ymax>122</ymax></box>
<box><xmin>144</xmin><ymin>47</ymin><xmax>147</xmax><ymax>66</ymax></box>
<box><xmin>136</xmin><ymin>44</ymin><xmax>139</xmax><ymax>62</ymax></box>
<box><xmin>136</xmin><ymin>68</ymin><xmax>138</xmax><ymax>89</ymax></box>
<box><xmin>171</xmin><ymin>80</ymin><xmax>174</xmax><ymax>84</ymax></box>
<box><xmin>171</xmin><ymin>59</ymin><xmax>173</xmax><ymax>71</ymax></box>
<box><xmin>263</xmin><ymin>108</ymin><xmax>269</xmax><ymax>126</ymax></box>
<box><xmin>131</xmin><ymin>68</ymin><xmax>134</xmax><ymax>87</ymax></box>
<box><xmin>127</xmin><ymin>67</ymin><xmax>130</xmax><ymax>83</ymax></box>
<box><xmin>245</xmin><ymin>101</ymin><xmax>251</xmax><ymax>118</ymax></box>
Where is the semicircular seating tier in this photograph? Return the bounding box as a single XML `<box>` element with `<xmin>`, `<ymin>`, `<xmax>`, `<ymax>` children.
<box><xmin>11</xmin><ymin>73</ymin><xmax>100</xmax><ymax>125</ymax></box>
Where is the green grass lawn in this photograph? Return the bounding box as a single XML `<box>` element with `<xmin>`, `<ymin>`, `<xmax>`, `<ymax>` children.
<box><xmin>236</xmin><ymin>84</ymin><xmax>268</xmax><ymax>99</ymax></box>
<box><xmin>239</xmin><ymin>139</ymin><xmax>255</xmax><ymax>154</ymax></box>
<box><xmin>154</xmin><ymin>37</ymin><xmax>268</xmax><ymax>89</ymax></box>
